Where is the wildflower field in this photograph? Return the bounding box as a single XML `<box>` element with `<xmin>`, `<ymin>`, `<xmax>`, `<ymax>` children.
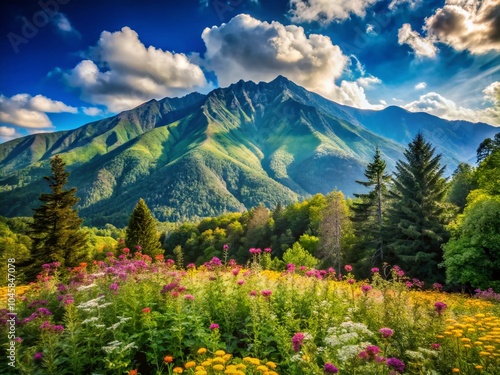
<box><xmin>1</xmin><ymin>250</ymin><xmax>500</xmax><ymax>375</ymax></box>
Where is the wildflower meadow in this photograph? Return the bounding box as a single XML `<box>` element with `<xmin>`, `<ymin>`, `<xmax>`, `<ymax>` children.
<box><xmin>1</xmin><ymin>248</ymin><xmax>500</xmax><ymax>375</ymax></box>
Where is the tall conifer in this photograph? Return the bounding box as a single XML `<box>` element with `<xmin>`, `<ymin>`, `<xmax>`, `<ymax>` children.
<box><xmin>27</xmin><ymin>155</ymin><xmax>88</xmax><ymax>279</ymax></box>
<box><xmin>386</xmin><ymin>133</ymin><xmax>448</xmax><ymax>282</ymax></box>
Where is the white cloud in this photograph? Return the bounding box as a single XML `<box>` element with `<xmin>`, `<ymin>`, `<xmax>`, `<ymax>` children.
<box><xmin>404</xmin><ymin>91</ymin><xmax>499</xmax><ymax>125</ymax></box>
<box><xmin>0</xmin><ymin>126</ymin><xmax>16</xmax><ymax>137</ymax></box>
<box><xmin>380</xmin><ymin>99</ymin><xmax>387</xmax><ymax>105</ymax></box>
<box><xmin>398</xmin><ymin>1</ymin><xmax>500</xmax><ymax>57</ymax></box>
<box><xmin>53</xmin><ymin>13</ymin><xmax>80</xmax><ymax>37</ymax></box>
<box><xmin>201</xmin><ymin>14</ymin><xmax>382</xmax><ymax>109</ymax></box>
<box><xmin>388</xmin><ymin>0</ymin><xmax>421</xmax><ymax>10</ymax></box>
<box><xmin>426</xmin><ymin>0</ymin><xmax>500</xmax><ymax>54</ymax></box>
<box><xmin>366</xmin><ymin>24</ymin><xmax>376</xmax><ymax>34</ymax></box>
<box><xmin>62</xmin><ymin>27</ymin><xmax>209</xmax><ymax>112</ymax></box>
<box><xmin>0</xmin><ymin>94</ymin><xmax>77</xmax><ymax>128</ymax></box>
<box><xmin>82</xmin><ymin>107</ymin><xmax>104</xmax><ymax>116</ymax></box>
<box><xmin>415</xmin><ymin>82</ymin><xmax>427</xmax><ymax>90</ymax></box>
<box><xmin>289</xmin><ymin>0</ymin><xmax>379</xmax><ymax>24</ymax></box>
<box><xmin>398</xmin><ymin>23</ymin><xmax>437</xmax><ymax>58</ymax></box>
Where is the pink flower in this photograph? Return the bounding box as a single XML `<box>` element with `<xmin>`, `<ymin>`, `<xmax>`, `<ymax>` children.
<box><xmin>185</xmin><ymin>294</ymin><xmax>195</xmax><ymax>300</ymax></box>
<box><xmin>348</xmin><ymin>279</ymin><xmax>355</xmax><ymax>284</ymax></box>
<box><xmin>324</xmin><ymin>363</ymin><xmax>339</xmax><ymax>373</ymax></box>
<box><xmin>209</xmin><ymin>323</ymin><xmax>219</xmax><ymax>330</ymax></box>
<box><xmin>431</xmin><ymin>343</ymin><xmax>440</xmax><ymax>350</ymax></box>
<box><xmin>292</xmin><ymin>332</ymin><xmax>305</xmax><ymax>352</ymax></box>
<box><xmin>344</xmin><ymin>265</ymin><xmax>353</xmax><ymax>272</ymax></box>
<box><xmin>371</xmin><ymin>267</ymin><xmax>380</xmax><ymax>273</ymax></box>
<box><xmin>232</xmin><ymin>268</ymin><xmax>240</xmax><ymax>276</ymax></box>
<box><xmin>380</xmin><ymin>327</ymin><xmax>394</xmax><ymax>338</ymax></box>
<box><xmin>361</xmin><ymin>284</ymin><xmax>372</xmax><ymax>293</ymax></box>
<box><xmin>142</xmin><ymin>307</ymin><xmax>151</xmax><ymax>313</ymax></box>
<box><xmin>237</xmin><ymin>280</ymin><xmax>245</xmax><ymax>285</ymax></box>
<box><xmin>223</xmin><ymin>244</ymin><xmax>229</xmax><ymax>251</ymax></box>
<box><xmin>264</xmin><ymin>247</ymin><xmax>272</xmax><ymax>253</ymax></box>
<box><xmin>34</xmin><ymin>352</ymin><xmax>43</xmax><ymax>361</ymax></box>
<box><xmin>250</xmin><ymin>290</ymin><xmax>257</xmax><ymax>296</ymax></box>
<box><xmin>261</xmin><ymin>289</ymin><xmax>272</xmax><ymax>297</ymax></box>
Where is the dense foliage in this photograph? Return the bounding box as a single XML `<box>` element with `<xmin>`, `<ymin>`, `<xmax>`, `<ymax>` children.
<box><xmin>1</xmin><ymin>256</ymin><xmax>499</xmax><ymax>375</ymax></box>
<box><xmin>24</xmin><ymin>155</ymin><xmax>89</xmax><ymax>280</ymax></box>
<box><xmin>126</xmin><ymin>199</ymin><xmax>163</xmax><ymax>257</ymax></box>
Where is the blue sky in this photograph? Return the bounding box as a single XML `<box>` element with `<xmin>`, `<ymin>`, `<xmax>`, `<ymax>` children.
<box><xmin>1</xmin><ymin>0</ymin><xmax>499</xmax><ymax>143</ymax></box>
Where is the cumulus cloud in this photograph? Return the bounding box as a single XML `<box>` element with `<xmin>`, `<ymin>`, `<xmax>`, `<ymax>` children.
<box><xmin>0</xmin><ymin>126</ymin><xmax>21</xmax><ymax>143</ymax></box>
<box><xmin>398</xmin><ymin>0</ymin><xmax>499</xmax><ymax>56</ymax></box>
<box><xmin>426</xmin><ymin>0</ymin><xmax>500</xmax><ymax>54</ymax></box>
<box><xmin>289</xmin><ymin>0</ymin><xmax>379</xmax><ymax>23</ymax></box>
<box><xmin>201</xmin><ymin>14</ymin><xmax>382</xmax><ymax>109</ymax></box>
<box><xmin>62</xmin><ymin>27</ymin><xmax>209</xmax><ymax>112</ymax></box>
<box><xmin>0</xmin><ymin>94</ymin><xmax>77</xmax><ymax>128</ymax></box>
<box><xmin>415</xmin><ymin>82</ymin><xmax>427</xmax><ymax>90</ymax></box>
<box><xmin>404</xmin><ymin>91</ymin><xmax>499</xmax><ymax>125</ymax></box>
<box><xmin>398</xmin><ymin>23</ymin><xmax>437</xmax><ymax>58</ymax></box>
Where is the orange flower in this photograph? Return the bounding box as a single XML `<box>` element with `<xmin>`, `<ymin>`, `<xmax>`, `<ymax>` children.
<box><xmin>164</xmin><ymin>355</ymin><xmax>174</xmax><ymax>363</ymax></box>
<box><xmin>128</xmin><ymin>370</ymin><xmax>138</xmax><ymax>375</ymax></box>
<box><xmin>142</xmin><ymin>307</ymin><xmax>151</xmax><ymax>313</ymax></box>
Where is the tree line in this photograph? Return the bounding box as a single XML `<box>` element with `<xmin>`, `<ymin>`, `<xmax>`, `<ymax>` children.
<box><xmin>1</xmin><ymin>132</ymin><xmax>499</xmax><ymax>291</ymax></box>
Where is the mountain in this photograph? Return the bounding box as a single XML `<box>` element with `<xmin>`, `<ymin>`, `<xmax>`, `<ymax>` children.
<box><xmin>0</xmin><ymin>76</ymin><xmax>497</xmax><ymax>226</ymax></box>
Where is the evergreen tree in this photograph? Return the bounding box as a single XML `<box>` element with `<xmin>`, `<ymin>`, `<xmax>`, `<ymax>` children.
<box><xmin>26</xmin><ymin>155</ymin><xmax>88</xmax><ymax>280</ymax></box>
<box><xmin>125</xmin><ymin>198</ymin><xmax>162</xmax><ymax>256</ymax></box>
<box><xmin>350</xmin><ymin>147</ymin><xmax>391</xmax><ymax>272</ymax></box>
<box><xmin>446</xmin><ymin>162</ymin><xmax>477</xmax><ymax>212</ymax></box>
<box><xmin>386</xmin><ymin>133</ymin><xmax>448</xmax><ymax>282</ymax></box>
<box><xmin>476</xmin><ymin>132</ymin><xmax>500</xmax><ymax>164</ymax></box>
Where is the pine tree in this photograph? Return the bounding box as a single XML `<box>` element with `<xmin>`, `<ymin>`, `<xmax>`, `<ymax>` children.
<box><xmin>26</xmin><ymin>155</ymin><xmax>88</xmax><ymax>280</ymax></box>
<box><xmin>350</xmin><ymin>147</ymin><xmax>391</xmax><ymax>272</ymax></box>
<box><xmin>125</xmin><ymin>198</ymin><xmax>162</xmax><ymax>256</ymax></box>
<box><xmin>386</xmin><ymin>133</ymin><xmax>448</xmax><ymax>282</ymax></box>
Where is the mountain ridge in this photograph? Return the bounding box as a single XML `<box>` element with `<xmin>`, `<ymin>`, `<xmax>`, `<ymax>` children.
<box><xmin>0</xmin><ymin>76</ymin><xmax>497</xmax><ymax>226</ymax></box>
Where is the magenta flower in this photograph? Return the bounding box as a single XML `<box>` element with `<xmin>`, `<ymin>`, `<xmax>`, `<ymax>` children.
<box><xmin>34</xmin><ymin>352</ymin><xmax>43</xmax><ymax>361</ymax></box>
<box><xmin>223</xmin><ymin>244</ymin><xmax>229</xmax><ymax>251</ymax></box>
<box><xmin>264</xmin><ymin>247</ymin><xmax>272</xmax><ymax>253</ymax></box>
<box><xmin>250</xmin><ymin>290</ymin><xmax>257</xmax><ymax>296</ymax></box>
<box><xmin>261</xmin><ymin>289</ymin><xmax>272</xmax><ymax>297</ymax></box>
<box><xmin>187</xmin><ymin>263</ymin><xmax>196</xmax><ymax>269</ymax></box>
<box><xmin>371</xmin><ymin>267</ymin><xmax>380</xmax><ymax>273</ymax></box>
<box><xmin>433</xmin><ymin>283</ymin><xmax>443</xmax><ymax>291</ymax></box>
<box><xmin>291</xmin><ymin>332</ymin><xmax>305</xmax><ymax>352</ymax></box>
<box><xmin>232</xmin><ymin>268</ymin><xmax>240</xmax><ymax>276</ymax></box>
<box><xmin>237</xmin><ymin>280</ymin><xmax>245</xmax><ymax>285</ymax></box>
<box><xmin>431</xmin><ymin>343</ymin><xmax>440</xmax><ymax>350</ymax></box>
<box><xmin>434</xmin><ymin>301</ymin><xmax>447</xmax><ymax>315</ymax></box>
<box><xmin>344</xmin><ymin>264</ymin><xmax>353</xmax><ymax>272</ymax></box>
<box><xmin>324</xmin><ymin>363</ymin><xmax>339</xmax><ymax>373</ymax></box>
<box><xmin>109</xmin><ymin>282</ymin><xmax>119</xmax><ymax>291</ymax></box>
<box><xmin>380</xmin><ymin>327</ymin><xmax>394</xmax><ymax>338</ymax></box>
<box><xmin>348</xmin><ymin>279</ymin><xmax>355</xmax><ymax>284</ymax></box>
<box><xmin>185</xmin><ymin>294</ymin><xmax>195</xmax><ymax>300</ymax></box>
<box><xmin>361</xmin><ymin>284</ymin><xmax>372</xmax><ymax>293</ymax></box>
<box><xmin>386</xmin><ymin>357</ymin><xmax>405</xmax><ymax>373</ymax></box>
<box><xmin>209</xmin><ymin>323</ymin><xmax>219</xmax><ymax>330</ymax></box>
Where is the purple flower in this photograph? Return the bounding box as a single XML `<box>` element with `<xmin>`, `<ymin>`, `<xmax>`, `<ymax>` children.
<box><xmin>291</xmin><ymin>332</ymin><xmax>305</xmax><ymax>352</ymax></box>
<box><xmin>209</xmin><ymin>323</ymin><xmax>219</xmax><ymax>330</ymax></box>
<box><xmin>386</xmin><ymin>357</ymin><xmax>405</xmax><ymax>373</ymax></box>
<box><xmin>34</xmin><ymin>352</ymin><xmax>43</xmax><ymax>361</ymax></box>
<box><xmin>161</xmin><ymin>282</ymin><xmax>178</xmax><ymax>293</ymax></box>
<box><xmin>433</xmin><ymin>283</ymin><xmax>443</xmax><ymax>291</ymax></box>
<box><xmin>109</xmin><ymin>282</ymin><xmax>119</xmax><ymax>291</ymax></box>
<box><xmin>434</xmin><ymin>301</ymin><xmax>447</xmax><ymax>315</ymax></box>
<box><xmin>324</xmin><ymin>363</ymin><xmax>339</xmax><ymax>373</ymax></box>
<box><xmin>52</xmin><ymin>325</ymin><xmax>64</xmax><ymax>334</ymax></box>
<box><xmin>380</xmin><ymin>327</ymin><xmax>394</xmax><ymax>338</ymax></box>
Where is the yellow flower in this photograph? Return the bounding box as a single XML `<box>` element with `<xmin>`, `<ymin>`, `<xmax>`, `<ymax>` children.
<box><xmin>173</xmin><ymin>367</ymin><xmax>184</xmax><ymax>374</ymax></box>
<box><xmin>452</xmin><ymin>368</ymin><xmax>460</xmax><ymax>373</ymax></box>
<box><xmin>256</xmin><ymin>365</ymin><xmax>268</xmax><ymax>372</ymax></box>
<box><xmin>185</xmin><ymin>361</ymin><xmax>197</xmax><ymax>369</ymax></box>
<box><xmin>213</xmin><ymin>364</ymin><xmax>224</xmax><ymax>371</ymax></box>
<box><xmin>212</xmin><ymin>357</ymin><xmax>225</xmax><ymax>364</ymax></box>
<box><xmin>195</xmin><ymin>372</ymin><xmax>208</xmax><ymax>375</ymax></box>
<box><xmin>202</xmin><ymin>360</ymin><xmax>212</xmax><ymax>367</ymax></box>
<box><xmin>236</xmin><ymin>364</ymin><xmax>247</xmax><ymax>370</ymax></box>
<box><xmin>479</xmin><ymin>351</ymin><xmax>491</xmax><ymax>356</ymax></box>
<box><xmin>266</xmin><ymin>362</ymin><xmax>277</xmax><ymax>369</ymax></box>
<box><xmin>215</xmin><ymin>350</ymin><xmax>226</xmax><ymax>357</ymax></box>
<box><xmin>475</xmin><ymin>365</ymin><xmax>483</xmax><ymax>370</ymax></box>
<box><xmin>196</xmin><ymin>366</ymin><xmax>205</xmax><ymax>371</ymax></box>
<box><xmin>198</xmin><ymin>348</ymin><xmax>207</xmax><ymax>355</ymax></box>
